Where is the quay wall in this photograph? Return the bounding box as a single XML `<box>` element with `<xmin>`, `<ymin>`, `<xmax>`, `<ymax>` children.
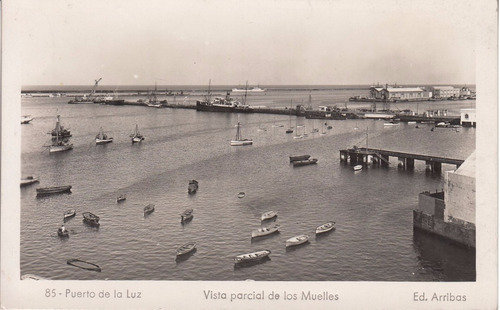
<box><xmin>445</xmin><ymin>171</ymin><xmax>476</xmax><ymax>225</ymax></box>
<box><xmin>413</xmin><ymin>210</ymin><xmax>476</xmax><ymax>248</ymax></box>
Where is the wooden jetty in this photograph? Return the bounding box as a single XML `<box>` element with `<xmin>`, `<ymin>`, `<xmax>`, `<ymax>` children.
<box><xmin>339</xmin><ymin>147</ymin><xmax>465</xmax><ymax>172</ymax></box>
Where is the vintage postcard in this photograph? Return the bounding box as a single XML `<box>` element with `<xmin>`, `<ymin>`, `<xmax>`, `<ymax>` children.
<box><xmin>1</xmin><ymin>0</ymin><xmax>497</xmax><ymax>309</ymax></box>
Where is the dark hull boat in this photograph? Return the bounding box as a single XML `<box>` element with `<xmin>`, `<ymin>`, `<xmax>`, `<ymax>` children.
<box><xmin>181</xmin><ymin>209</ymin><xmax>194</xmax><ymax>223</ymax></box>
<box><xmin>289</xmin><ymin>154</ymin><xmax>311</xmax><ymax>162</ymax></box>
<box><xmin>188</xmin><ymin>180</ymin><xmax>199</xmax><ymax>194</ymax></box>
<box><xmin>144</xmin><ymin>204</ymin><xmax>155</xmax><ymax>215</ymax></box>
<box><xmin>82</xmin><ymin>212</ymin><xmax>100</xmax><ymax>226</ymax></box>
<box><xmin>36</xmin><ymin>185</ymin><xmax>72</xmax><ymax>197</ymax></box>
<box><xmin>292</xmin><ymin>158</ymin><xmax>318</xmax><ymax>167</ymax></box>
<box><xmin>176</xmin><ymin>242</ymin><xmax>196</xmax><ymax>256</ymax></box>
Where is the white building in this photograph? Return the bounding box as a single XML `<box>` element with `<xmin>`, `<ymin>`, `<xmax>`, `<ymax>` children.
<box><xmin>432</xmin><ymin>86</ymin><xmax>460</xmax><ymax>98</ymax></box>
<box><xmin>460</xmin><ymin>108</ymin><xmax>476</xmax><ymax>127</ymax></box>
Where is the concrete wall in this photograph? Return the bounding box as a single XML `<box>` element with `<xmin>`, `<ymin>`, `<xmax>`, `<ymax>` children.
<box><xmin>413</xmin><ymin>210</ymin><xmax>475</xmax><ymax>248</ymax></box>
<box><xmin>444</xmin><ymin>171</ymin><xmax>476</xmax><ymax>224</ymax></box>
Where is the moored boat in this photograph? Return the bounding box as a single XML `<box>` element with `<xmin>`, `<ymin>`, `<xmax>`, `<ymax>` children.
<box><xmin>181</xmin><ymin>208</ymin><xmax>194</xmax><ymax>223</ymax></box>
<box><xmin>232</xmin><ymin>86</ymin><xmax>266</xmax><ymax>93</ymax></box>
<box><xmin>66</xmin><ymin>259</ymin><xmax>101</xmax><ymax>272</ymax></box>
<box><xmin>292</xmin><ymin>158</ymin><xmax>318</xmax><ymax>167</ymax></box>
<box><xmin>95</xmin><ymin>127</ymin><xmax>113</xmax><ymax>144</ymax></box>
<box><xmin>230</xmin><ymin>118</ymin><xmax>253</xmax><ymax>146</ymax></box>
<box><xmin>384</xmin><ymin>121</ymin><xmax>400</xmax><ymax>126</ymax></box>
<box><xmin>315</xmin><ymin>221</ymin><xmax>336</xmax><ymax>234</ymax></box>
<box><xmin>20</xmin><ymin>176</ymin><xmax>39</xmax><ymax>187</ymax></box>
<box><xmin>63</xmin><ymin>209</ymin><xmax>76</xmax><ymax>221</ymax></box>
<box><xmin>251</xmin><ymin>224</ymin><xmax>280</xmax><ymax>238</ymax></box>
<box><xmin>261</xmin><ymin>210</ymin><xmax>278</xmax><ymax>221</ymax></box>
<box><xmin>188</xmin><ymin>180</ymin><xmax>199</xmax><ymax>194</ymax></box>
<box><xmin>117</xmin><ymin>194</ymin><xmax>126</xmax><ymax>202</ymax></box>
<box><xmin>285</xmin><ymin>234</ymin><xmax>310</xmax><ymax>247</ymax></box>
<box><xmin>130</xmin><ymin>124</ymin><xmax>145</xmax><ymax>143</ymax></box>
<box><xmin>82</xmin><ymin>212</ymin><xmax>100</xmax><ymax>226</ymax></box>
<box><xmin>237</xmin><ymin>192</ymin><xmax>246</xmax><ymax>199</ymax></box>
<box><xmin>36</xmin><ymin>185</ymin><xmax>72</xmax><ymax>196</ymax></box>
<box><xmin>353</xmin><ymin>164</ymin><xmax>363</xmax><ymax>171</ymax></box>
<box><xmin>289</xmin><ymin>154</ymin><xmax>311</xmax><ymax>162</ymax></box>
<box><xmin>176</xmin><ymin>242</ymin><xmax>197</xmax><ymax>256</ymax></box>
<box><xmin>234</xmin><ymin>249</ymin><xmax>271</xmax><ymax>264</ymax></box>
<box><xmin>50</xmin><ymin>115</ymin><xmax>71</xmax><ymax>138</ymax></box>
<box><xmin>21</xmin><ymin>115</ymin><xmax>34</xmax><ymax>124</ymax></box>
<box><xmin>144</xmin><ymin>204</ymin><xmax>155</xmax><ymax>215</ymax></box>
<box><xmin>57</xmin><ymin>225</ymin><xmax>69</xmax><ymax>237</ymax></box>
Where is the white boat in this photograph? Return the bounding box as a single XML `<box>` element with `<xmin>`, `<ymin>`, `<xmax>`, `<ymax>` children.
<box><xmin>315</xmin><ymin>221</ymin><xmax>336</xmax><ymax>234</ymax></box>
<box><xmin>20</xmin><ymin>176</ymin><xmax>39</xmax><ymax>187</ymax></box>
<box><xmin>21</xmin><ymin>115</ymin><xmax>33</xmax><ymax>124</ymax></box>
<box><xmin>407</xmin><ymin>121</ymin><xmax>417</xmax><ymax>124</ymax></box>
<box><xmin>232</xmin><ymin>86</ymin><xmax>266</xmax><ymax>93</ymax></box>
<box><xmin>384</xmin><ymin>121</ymin><xmax>400</xmax><ymax>126</ymax></box>
<box><xmin>285</xmin><ymin>234</ymin><xmax>310</xmax><ymax>247</ymax></box>
<box><xmin>49</xmin><ymin>140</ymin><xmax>73</xmax><ymax>153</ymax></box>
<box><xmin>353</xmin><ymin>165</ymin><xmax>363</xmax><ymax>171</ymax></box>
<box><xmin>230</xmin><ymin>118</ymin><xmax>253</xmax><ymax>146</ymax></box>
<box><xmin>130</xmin><ymin>124</ymin><xmax>145</xmax><ymax>143</ymax></box>
<box><xmin>251</xmin><ymin>224</ymin><xmax>280</xmax><ymax>238</ymax></box>
<box><xmin>63</xmin><ymin>209</ymin><xmax>76</xmax><ymax>221</ymax></box>
<box><xmin>237</xmin><ymin>192</ymin><xmax>246</xmax><ymax>199</ymax></box>
<box><xmin>95</xmin><ymin>127</ymin><xmax>113</xmax><ymax>144</ymax></box>
<box><xmin>261</xmin><ymin>210</ymin><xmax>278</xmax><ymax>221</ymax></box>
<box><xmin>234</xmin><ymin>250</ymin><xmax>271</xmax><ymax>263</ymax></box>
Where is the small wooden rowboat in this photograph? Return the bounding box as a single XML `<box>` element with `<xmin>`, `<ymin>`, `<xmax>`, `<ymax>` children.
<box><xmin>36</xmin><ymin>185</ymin><xmax>72</xmax><ymax>196</ymax></box>
<box><xmin>63</xmin><ymin>209</ymin><xmax>76</xmax><ymax>221</ymax></box>
<box><xmin>144</xmin><ymin>204</ymin><xmax>155</xmax><ymax>215</ymax></box>
<box><xmin>285</xmin><ymin>234</ymin><xmax>310</xmax><ymax>247</ymax></box>
<box><xmin>116</xmin><ymin>195</ymin><xmax>126</xmax><ymax>203</ymax></box>
<box><xmin>57</xmin><ymin>226</ymin><xmax>69</xmax><ymax>237</ymax></box>
<box><xmin>176</xmin><ymin>242</ymin><xmax>196</xmax><ymax>256</ymax></box>
<box><xmin>353</xmin><ymin>165</ymin><xmax>363</xmax><ymax>171</ymax></box>
<box><xmin>251</xmin><ymin>224</ymin><xmax>280</xmax><ymax>238</ymax></box>
<box><xmin>234</xmin><ymin>250</ymin><xmax>271</xmax><ymax>264</ymax></box>
<box><xmin>67</xmin><ymin>259</ymin><xmax>101</xmax><ymax>272</ymax></box>
<box><xmin>315</xmin><ymin>221</ymin><xmax>336</xmax><ymax>234</ymax></box>
<box><xmin>20</xmin><ymin>176</ymin><xmax>39</xmax><ymax>187</ymax></box>
<box><xmin>181</xmin><ymin>208</ymin><xmax>194</xmax><ymax>223</ymax></box>
<box><xmin>237</xmin><ymin>192</ymin><xmax>246</xmax><ymax>199</ymax></box>
<box><xmin>261</xmin><ymin>210</ymin><xmax>278</xmax><ymax>221</ymax></box>
<box><xmin>82</xmin><ymin>212</ymin><xmax>100</xmax><ymax>226</ymax></box>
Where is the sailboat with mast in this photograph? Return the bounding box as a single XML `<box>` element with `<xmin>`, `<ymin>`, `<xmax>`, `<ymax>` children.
<box><xmin>49</xmin><ymin>115</ymin><xmax>73</xmax><ymax>153</ymax></box>
<box><xmin>130</xmin><ymin>124</ymin><xmax>145</xmax><ymax>143</ymax></box>
<box><xmin>230</xmin><ymin>117</ymin><xmax>253</xmax><ymax>146</ymax></box>
<box><xmin>95</xmin><ymin>127</ymin><xmax>113</xmax><ymax>145</ymax></box>
<box><xmin>293</xmin><ymin>118</ymin><xmax>303</xmax><ymax>139</ymax></box>
<box><xmin>146</xmin><ymin>82</ymin><xmax>163</xmax><ymax>108</ymax></box>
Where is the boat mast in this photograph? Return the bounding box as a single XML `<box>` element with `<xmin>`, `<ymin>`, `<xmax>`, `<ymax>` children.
<box><xmin>366</xmin><ymin>127</ymin><xmax>368</xmax><ymax>149</ymax></box>
<box><xmin>244</xmin><ymin>81</ymin><xmax>248</xmax><ymax>105</ymax></box>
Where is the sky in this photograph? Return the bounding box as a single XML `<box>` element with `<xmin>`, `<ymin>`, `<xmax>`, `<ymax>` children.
<box><xmin>12</xmin><ymin>0</ymin><xmax>477</xmax><ymax>86</ymax></box>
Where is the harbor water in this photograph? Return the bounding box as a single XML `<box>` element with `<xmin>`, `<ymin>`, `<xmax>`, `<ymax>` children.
<box><xmin>20</xmin><ymin>87</ymin><xmax>476</xmax><ymax>281</ymax></box>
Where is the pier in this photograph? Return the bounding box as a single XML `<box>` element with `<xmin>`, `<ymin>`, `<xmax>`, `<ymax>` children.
<box><xmin>339</xmin><ymin>147</ymin><xmax>465</xmax><ymax>172</ymax></box>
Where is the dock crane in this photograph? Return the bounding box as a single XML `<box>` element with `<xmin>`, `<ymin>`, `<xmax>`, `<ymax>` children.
<box><xmin>88</xmin><ymin>78</ymin><xmax>102</xmax><ymax>99</ymax></box>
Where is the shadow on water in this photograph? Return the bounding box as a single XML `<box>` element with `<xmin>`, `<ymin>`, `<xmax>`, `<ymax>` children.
<box><xmin>285</xmin><ymin>241</ymin><xmax>310</xmax><ymax>253</ymax></box>
<box><xmin>412</xmin><ymin>229</ymin><xmax>476</xmax><ymax>281</ymax></box>
<box><xmin>175</xmin><ymin>248</ymin><xmax>197</xmax><ymax>264</ymax></box>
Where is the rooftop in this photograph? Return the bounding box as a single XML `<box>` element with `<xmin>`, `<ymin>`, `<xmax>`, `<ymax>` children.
<box><xmin>453</xmin><ymin>151</ymin><xmax>475</xmax><ymax>178</ymax></box>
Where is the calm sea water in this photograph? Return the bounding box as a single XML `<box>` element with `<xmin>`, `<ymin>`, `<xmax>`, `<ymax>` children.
<box><xmin>20</xmin><ymin>88</ymin><xmax>476</xmax><ymax>281</ymax></box>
